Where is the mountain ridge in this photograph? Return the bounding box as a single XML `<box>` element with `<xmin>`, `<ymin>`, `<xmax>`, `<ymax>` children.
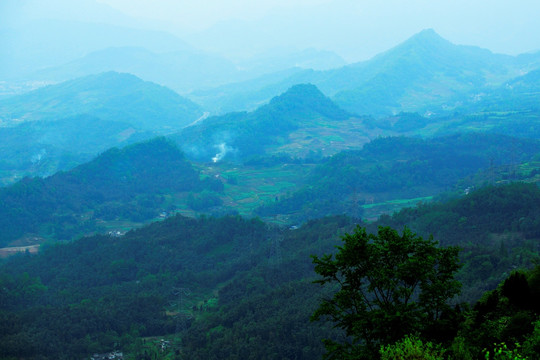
<box><xmin>188</xmin><ymin>29</ymin><xmax>540</xmax><ymax>116</ymax></box>
<box><xmin>0</xmin><ymin>71</ymin><xmax>203</xmax><ymax>130</ymax></box>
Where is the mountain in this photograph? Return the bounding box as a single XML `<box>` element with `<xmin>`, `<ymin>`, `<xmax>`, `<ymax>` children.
<box><xmin>27</xmin><ymin>47</ymin><xmax>348</xmax><ymax>95</ymax></box>
<box><xmin>329</xmin><ymin>29</ymin><xmax>518</xmax><ymax>114</ymax></box>
<box><xmin>0</xmin><ymin>114</ymin><xmax>154</xmax><ymax>185</ymax></box>
<box><xmin>24</xmin><ymin>46</ymin><xmax>244</xmax><ymax>94</ymax></box>
<box><xmin>189</xmin><ymin>29</ymin><xmax>540</xmax><ymax>116</ymax></box>
<box><xmin>0</xmin><ymin>19</ymin><xmax>194</xmax><ymax>80</ymax></box>
<box><xmin>175</xmin><ymin>84</ymin><xmax>352</xmax><ymax>162</ymax></box>
<box><xmin>0</xmin><ymin>72</ymin><xmax>203</xmax><ymax>131</ymax></box>
<box><xmin>187</xmin><ymin>67</ymin><xmax>308</xmax><ymax>114</ymax></box>
<box><xmin>462</xmin><ymin>68</ymin><xmax>540</xmax><ymax>112</ymax></box>
<box><xmin>0</xmin><ymin>137</ymin><xmax>222</xmax><ymax>247</ymax></box>
<box><xmin>256</xmin><ymin>133</ymin><xmax>540</xmax><ymax>222</ymax></box>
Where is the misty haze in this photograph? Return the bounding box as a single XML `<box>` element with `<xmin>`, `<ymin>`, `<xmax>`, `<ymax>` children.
<box><xmin>1</xmin><ymin>0</ymin><xmax>540</xmax><ymax>359</ymax></box>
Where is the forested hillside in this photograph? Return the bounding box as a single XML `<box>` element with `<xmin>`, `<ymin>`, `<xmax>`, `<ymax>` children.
<box><xmin>0</xmin><ymin>114</ymin><xmax>154</xmax><ymax>185</ymax></box>
<box><xmin>257</xmin><ymin>133</ymin><xmax>540</xmax><ymax>222</ymax></box>
<box><xmin>1</xmin><ymin>183</ymin><xmax>539</xmax><ymax>359</ymax></box>
<box><xmin>0</xmin><ymin>138</ymin><xmax>222</xmax><ymax>247</ymax></box>
<box><xmin>176</xmin><ymin>83</ymin><xmax>351</xmax><ymax>162</ymax></box>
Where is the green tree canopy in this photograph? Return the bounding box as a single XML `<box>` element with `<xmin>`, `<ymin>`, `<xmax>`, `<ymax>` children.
<box><xmin>311</xmin><ymin>226</ymin><xmax>461</xmax><ymax>359</ymax></box>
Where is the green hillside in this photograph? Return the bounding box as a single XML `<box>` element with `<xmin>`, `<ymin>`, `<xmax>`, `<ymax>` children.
<box><xmin>176</xmin><ymin>83</ymin><xmax>352</xmax><ymax>162</ymax></box>
<box><xmin>257</xmin><ymin>133</ymin><xmax>540</xmax><ymax>222</ymax></box>
<box><xmin>0</xmin><ymin>137</ymin><xmax>222</xmax><ymax>247</ymax></box>
<box><xmin>0</xmin><ymin>114</ymin><xmax>154</xmax><ymax>186</ymax></box>
<box><xmin>0</xmin><ymin>72</ymin><xmax>203</xmax><ymax>131</ymax></box>
<box><xmin>1</xmin><ymin>183</ymin><xmax>539</xmax><ymax>359</ymax></box>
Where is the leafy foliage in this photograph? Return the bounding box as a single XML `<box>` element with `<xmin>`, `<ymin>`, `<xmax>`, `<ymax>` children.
<box><xmin>483</xmin><ymin>343</ymin><xmax>527</xmax><ymax>360</ymax></box>
<box><xmin>379</xmin><ymin>335</ymin><xmax>445</xmax><ymax>360</ymax></box>
<box><xmin>311</xmin><ymin>226</ymin><xmax>461</xmax><ymax>359</ymax></box>
<box><xmin>381</xmin><ymin>182</ymin><xmax>540</xmax><ymax>301</ymax></box>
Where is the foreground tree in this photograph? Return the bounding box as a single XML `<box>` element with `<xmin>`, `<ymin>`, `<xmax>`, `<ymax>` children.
<box><xmin>311</xmin><ymin>226</ymin><xmax>461</xmax><ymax>359</ymax></box>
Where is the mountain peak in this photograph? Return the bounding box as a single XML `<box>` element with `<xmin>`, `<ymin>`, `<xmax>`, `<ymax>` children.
<box><xmin>266</xmin><ymin>83</ymin><xmax>350</xmax><ymax>120</ymax></box>
<box><xmin>405</xmin><ymin>28</ymin><xmax>451</xmax><ymax>47</ymax></box>
<box><xmin>414</xmin><ymin>28</ymin><xmax>441</xmax><ymax>39</ymax></box>
<box><xmin>272</xmin><ymin>83</ymin><xmax>326</xmax><ymax>101</ymax></box>
<box><xmin>365</xmin><ymin>28</ymin><xmax>454</xmax><ymax>65</ymax></box>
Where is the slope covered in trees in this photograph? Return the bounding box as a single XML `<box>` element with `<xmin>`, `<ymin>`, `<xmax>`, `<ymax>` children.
<box><xmin>0</xmin><ymin>137</ymin><xmax>222</xmax><ymax>246</ymax></box>
<box><xmin>175</xmin><ymin>83</ymin><xmax>351</xmax><ymax>162</ymax></box>
<box><xmin>181</xmin><ymin>183</ymin><xmax>540</xmax><ymax>359</ymax></box>
<box><xmin>257</xmin><ymin>133</ymin><xmax>540</xmax><ymax>222</ymax></box>
<box><xmin>0</xmin><ymin>215</ymin><xmax>271</xmax><ymax>358</ymax></box>
<box><xmin>1</xmin><ymin>183</ymin><xmax>540</xmax><ymax>359</ymax></box>
<box><xmin>0</xmin><ymin>114</ymin><xmax>154</xmax><ymax>185</ymax></box>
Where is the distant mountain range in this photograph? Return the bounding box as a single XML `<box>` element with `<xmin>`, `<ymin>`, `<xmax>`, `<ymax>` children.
<box><xmin>0</xmin><ymin>19</ymin><xmax>193</xmax><ymax>80</ymax></box>
<box><xmin>21</xmin><ymin>47</ymin><xmax>348</xmax><ymax>95</ymax></box>
<box><xmin>23</xmin><ymin>47</ymin><xmax>242</xmax><ymax>94</ymax></box>
<box><xmin>5</xmin><ymin>26</ymin><xmax>540</xmax><ymax>119</ymax></box>
<box><xmin>190</xmin><ymin>29</ymin><xmax>540</xmax><ymax>116</ymax></box>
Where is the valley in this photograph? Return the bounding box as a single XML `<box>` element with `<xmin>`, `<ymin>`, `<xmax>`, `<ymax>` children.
<box><xmin>1</xmin><ymin>6</ymin><xmax>540</xmax><ymax>358</ymax></box>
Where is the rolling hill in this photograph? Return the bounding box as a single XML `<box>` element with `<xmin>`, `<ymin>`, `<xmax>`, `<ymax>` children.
<box><xmin>0</xmin><ymin>72</ymin><xmax>203</xmax><ymax>131</ymax></box>
<box><xmin>0</xmin><ymin>137</ymin><xmax>222</xmax><ymax>247</ymax></box>
<box><xmin>175</xmin><ymin>83</ymin><xmax>353</xmax><ymax>162</ymax></box>
<box><xmin>0</xmin><ymin>114</ymin><xmax>154</xmax><ymax>185</ymax></box>
<box><xmin>256</xmin><ymin>133</ymin><xmax>540</xmax><ymax>222</ymax></box>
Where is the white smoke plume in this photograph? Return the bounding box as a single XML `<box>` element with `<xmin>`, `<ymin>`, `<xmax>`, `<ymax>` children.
<box><xmin>212</xmin><ymin>143</ymin><xmax>232</xmax><ymax>163</ymax></box>
<box><xmin>31</xmin><ymin>149</ymin><xmax>47</xmax><ymax>164</ymax></box>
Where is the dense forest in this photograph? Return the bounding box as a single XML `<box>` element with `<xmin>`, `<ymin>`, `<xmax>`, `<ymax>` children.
<box><xmin>0</xmin><ymin>137</ymin><xmax>222</xmax><ymax>246</ymax></box>
<box><xmin>1</xmin><ymin>183</ymin><xmax>539</xmax><ymax>359</ymax></box>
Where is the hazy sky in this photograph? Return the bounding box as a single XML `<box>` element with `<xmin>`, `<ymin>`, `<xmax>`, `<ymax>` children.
<box><xmin>4</xmin><ymin>0</ymin><xmax>540</xmax><ymax>62</ymax></box>
<box><xmin>93</xmin><ymin>0</ymin><xmax>540</xmax><ymax>61</ymax></box>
